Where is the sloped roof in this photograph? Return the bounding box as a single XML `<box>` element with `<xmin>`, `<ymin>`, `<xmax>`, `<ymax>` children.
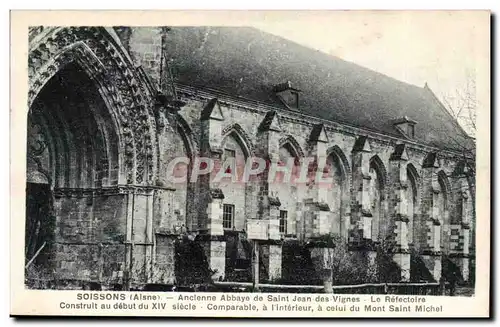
<box><xmin>163</xmin><ymin>26</ymin><xmax>470</xmax><ymax>150</ymax></box>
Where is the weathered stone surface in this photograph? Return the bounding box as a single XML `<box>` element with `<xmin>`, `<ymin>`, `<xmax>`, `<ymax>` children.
<box><xmin>26</xmin><ymin>26</ymin><xmax>475</xmax><ymax>288</ymax></box>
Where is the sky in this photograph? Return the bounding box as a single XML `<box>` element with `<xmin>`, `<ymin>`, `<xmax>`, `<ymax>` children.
<box><xmin>250</xmin><ymin>11</ymin><xmax>489</xmax><ymax>134</ymax></box>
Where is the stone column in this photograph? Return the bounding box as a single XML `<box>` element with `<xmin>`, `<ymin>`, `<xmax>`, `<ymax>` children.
<box><xmin>198</xmin><ymin>97</ymin><xmax>225</xmax><ymax>232</ymax></box>
<box><xmin>420</xmin><ymin>152</ymin><xmax>442</xmax><ymax>282</ymax></box>
<box><xmin>303</xmin><ymin>124</ymin><xmax>331</xmax><ymax>238</ymax></box>
<box><xmin>259</xmin><ymin>197</ymin><xmax>282</xmax><ymax>281</ymax></box>
<box><xmin>448</xmin><ymin>164</ymin><xmax>473</xmax><ymax>282</ymax></box>
<box><xmin>310</xmin><ymin>247</ymin><xmax>335</xmax><ymax>293</ymax></box>
<box><xmin>304</xmin><ymin>124</ymin><xmax>336</xmax><ymax>286</ymax></box>
<box><xmin>256</xmin><ymin>111</ymin><xmax>283</xmax><ymax>281</ymax></box>
<box><xmin>198</xmin><ymin>189</ymin><xmax>226</xmax><ymax>281</ymax></box>
<box><xmin>388</xmin><ymin>144</ymin><xmax>411</xmax><ymax>281</ymax></box>
<box><xmin>195</xmin><ymin>98</ymin><xmax>227</xmax><ymax>281</ymax></box>
<box><xmin>349</xmin><ymin>136</ymin><xmax>377</xmax><ymax>271</ymax></box>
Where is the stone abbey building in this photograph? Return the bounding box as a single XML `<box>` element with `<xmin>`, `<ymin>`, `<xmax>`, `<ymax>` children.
<box><xmin>26</xmin><ymin>26</ymin><xmax>475</xmax><ymax>289</ymax></box>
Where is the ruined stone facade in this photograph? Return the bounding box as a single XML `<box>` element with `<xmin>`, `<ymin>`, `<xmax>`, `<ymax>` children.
<box><xmin>26</xmin><ymin>26</ymin><xmax>475</xmax><ymax>289</ymax></box>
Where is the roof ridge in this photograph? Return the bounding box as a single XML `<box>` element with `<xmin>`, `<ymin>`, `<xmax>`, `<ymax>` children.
<box><xmin>164</xmin><ymin>26</ymin><xmax>468</xmax><ymax>150</ymax></box>
<box><xmin>246</xmin><ymin>26</ymin><xmax>427</xmax><ymax>91</ymax></box>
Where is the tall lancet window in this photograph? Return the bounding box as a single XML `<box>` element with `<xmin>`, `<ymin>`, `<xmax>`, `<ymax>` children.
<box><xmin>368</xmin><ymin>156</ymin><xmax>386</xmax><ymax>242</ymax></box>
<box><xmin>437</xmin><ymin>174</ymin><xmax>449</xmax><ymax>226</ymax></box>
<box><xmin>436</xmin><ymin>171</ymin><xmax>450</xmax><ymax>251</ymax></box>
<box><xmin>275</xmin><ymin>143</ymin><xmax>300</xmax><ymax>236</ymax></box>
<box><xmin>325</xmin><ymin>149</ymin><xmax>348</xmax><ymax>237</ymax></box>
<box><xmin>406</xmin><ymin>165</ymin><xmax>419</xmax><ymax>245</ymax></box>
<box><xmin>219</xmin><ymin>133</ymin><xmax>248</xmax><ymax>231</ymax></box>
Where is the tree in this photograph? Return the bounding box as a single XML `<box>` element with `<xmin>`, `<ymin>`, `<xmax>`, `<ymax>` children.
<box><xmin>439</xmin><ymin>70</ymin><xmax>477</xmax><ymax>176</ymax></box>
<box><xmin>435</xmin><ymin>72</ymin><xmax>478</xmax><ymax>286</ymax></box>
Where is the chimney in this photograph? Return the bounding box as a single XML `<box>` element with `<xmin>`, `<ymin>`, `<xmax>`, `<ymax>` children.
<box><xmin>273</xmin><ymin>81</ymin><xmax>301</xmax><ymax>111</ymax></box>
<box><xmin>392</xmin><ymin>116</ymin><xmax>417</xmax><ymax>139</ymax></box>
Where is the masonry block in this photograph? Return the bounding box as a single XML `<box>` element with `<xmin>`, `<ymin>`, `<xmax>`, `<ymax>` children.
<box><xmin>421</xmin><ymin>254</ymin><xmax>442</xmax><ymax>282</ymax></box>
<box><xmin>310</xmin><ymin>247</ymin><xmax>335</xmax><ymax>288</ymax></box>
<box><xmin>153</xmin><ymin>234</ymin><xmax>176</xmax><ymax>285</ymax></box>
<box><xmin>207</xmin><ymin>240</ymin><xmax>226</xmax><ymax>281</ymax></box>
<box><xmin>268</xmin><ymin>218</ymin><xmax>281</xmax><ymax>240</ymax></box>
<box><xmin>393</xmin><ymin>252</ymin><xmax>411</xmax><ymax>281</ymax></box>
<box><xmin>394</xmin><ymin>218</ymin><xmax>410</xmax><ymax>251</ymax></box>
<box><xmin>450</xmin><ymin>256</ymin><xmax>470</xmax><ymax>282</ymax></box>
<box><xmin>261</xmin><ymin>243</ymin><xmax>282</xmax><ymax>281</ymax></box>
<box><xmin>127</xmin><ymin>27</ymin><xmax>163</xmax><ymax>87</ymax></box>
<box><xmin>207</xmin><ymin>198</ymin><xmax>224</xmax><ymax>236</ymax></box>
<box><xmin>26</xmin><ymin>27</ymin><xmax>477</xmax><ymax>291</ymax></box>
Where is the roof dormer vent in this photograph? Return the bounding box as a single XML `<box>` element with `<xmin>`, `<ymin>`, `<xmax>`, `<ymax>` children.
<box><xmin>273</xmin><ymin>81</ymin><xmax>301</xmax><ymax>111</ymax></box>
<box><xmin>392</xmin><ymin>116</ymin><xmax>417</xmax><ymax>139</ymax></box>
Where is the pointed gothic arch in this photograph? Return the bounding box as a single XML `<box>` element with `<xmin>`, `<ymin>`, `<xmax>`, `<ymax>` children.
<box><xmin>221</xmin><ymin>123</ymin><xmax>255</xmax><ymax>158</ymax></box>
<box><xmin>369</xmin><ymin>154</ymin><xmax>388</xmax><ymax>190</ymax></box>
<box><xmin>437</xmin><ymin>170</ymin><xmax>452</xmax><ymax>209</ymax></box>
<box><xmin>368</xmin><ymin>154</ymin><xmax>388</xmax><ymax>241</ymax></box>
<box><xmin>323</xmin><ymin>145</ymin><xmax>352</xmax><ymax>239</ymax></box>
<box><xmin>28</xmin><ymin>26</ymin><xmax>157</xmax><ymax>185</ymax></box>
<box><xmin>279</xmin><ymin>135</ymin><xmax>305</xmax><ymax>158</ymax></box>
<box><xmin>327</xmin><ymin>145</ymin><xmax>352</xmax><ymax>188</ymax></box>
<box><xmin>28</xmin><ymin>62</ymin><xmax>123</xmax><ymax>189</ymax></box>
<box><xmin>406</xmin><ymin>163</ymin><xmax>421</xmax><ymax>245</ymax></box>
<box><xmin>176</xmin><ymin>114</ymin><xmax>198</xmax><ymax>160</ymax></box>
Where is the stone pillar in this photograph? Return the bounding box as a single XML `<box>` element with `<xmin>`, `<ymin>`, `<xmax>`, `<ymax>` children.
<box><xmin>198</xmin><ymin>189</ymin><xmax>226</xmax><ymax>281</ymax></box>
<box><xmin>152</xmin><ymin>232</ymin><xmax>176</xmax><ymax>285</ymax></box>
<box><xmin>349</xmin><ymin>136</ymin><xmax>376</xmax><ymax>250</ymax></box>
<box><xmin>198</xmin><ymin>97</ymin><xmax>225</xmax><ymax>231</ymax></box>
<box><xmin>448</xmin><ymin>166</ymin><xmax>473</xmax><ymax>282</ymax></box>
<box><xmin>449</xmin><ymin>223</ymin><xmax>470</xmax><ymax>282</ymax></box>
<box><xmin>302</xmin><ymin>200</ymin><xmax>331</xmax><ymax>237</ymax></box>
<box><xmin>304</xmin><ymin>124</ymin><xmax>336</xmax><ymax>285</ymax></box>
<box><xmin>388</xmin><ymin>144</ymin><xmax>411</xmax><ymax>281</ymax></box>
<box><xmin>304</xmin><ymin>124</ymin><xmax>331</xmax><ymax>238</ymax></box>
<box><xmin>255</xmin><ymin>111</ymin><xmax>284</xmax><ymax>281</ymax></box>
<box><xmin>420</xmin><ymin>152</ymin><xmax>442</xmax><ymax>282</ymax></box>
<box><xmin>193</xmin><ymin>98</ymin><xmax>226</xmax><ymax>280</ymax></box>
<box><xmin>310</xmin><ymin>247</ymin><xmax>335</xmax><ymax>293</ymax></box>
<box><xmin>260</xmin><ymin>200</ymin><xmax>282</xmax><ymax>281</ymax></box>
<box><xmin>306</xmin><ymin>124</ymin><xmax>330</xmax><ymax>206</ymax></box>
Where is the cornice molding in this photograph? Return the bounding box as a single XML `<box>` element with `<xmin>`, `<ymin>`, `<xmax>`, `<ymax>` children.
<box><xmin>175</xmin><ymin>84</ymin><xmax>466</xmax><ymax>160</ymax></box>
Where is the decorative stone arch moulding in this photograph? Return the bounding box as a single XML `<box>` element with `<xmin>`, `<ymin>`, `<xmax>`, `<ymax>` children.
<box><xmin>437</xmin><ymin>170</ymin><xmax>452</xmax><ymax>207</ymax></box>
<box><xmin>221</xmin><ymin>123</ymin><xmax>255</xmax><ymax>158</ymax></box>
<box><xmin>406</xmin><ymin>163</ymin><xmax>422</xmax><ymax>187</ymax></box>
<box><xmin>28</xmin><ymin>27</ymin><xmax>157</xmax><ymax>185</ymax></box>
<box><xmin>326</xmin><ymin>145</ymin><xmax>352</xmax><ymax>191</ymax></box>
<box><xmin>278</xmin><ymin>134</ymin><xmax>305</xmax><ymax>158</ymax></box>
<box><xmin>369</xmin><ymin>154</ymin><xmax>389</xmax><ymax>191</ymax></box>
<box><xmin>176</xmin><ymin>114</ymin><xmax>199</xmax><ymax>161</ymax></box>
<box><xmin>406</xmin><ymin>162</ymin><xmax>423</xmax><ymax>207</ymax></box>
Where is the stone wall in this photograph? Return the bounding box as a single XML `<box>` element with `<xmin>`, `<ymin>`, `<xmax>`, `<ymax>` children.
<box><xmin>51</xmin><ymin>191</ymin><xmax>127</xmax><ymax>283</ymax></box>
<box><xmin>171</xmin><ymin>84</ymin><xmax>474</xmax><ymax>283</ymax></box>
<box><xmin>26</xmin><ymin>26</ymin><xmax>475</xmax><ymax>287</ymax></box>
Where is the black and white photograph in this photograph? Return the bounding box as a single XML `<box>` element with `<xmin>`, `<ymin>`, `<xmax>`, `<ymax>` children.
<box><xmin>12</xmin><ymin>10</ymin><xmax>490</xmax><ymax>317</ymax></box>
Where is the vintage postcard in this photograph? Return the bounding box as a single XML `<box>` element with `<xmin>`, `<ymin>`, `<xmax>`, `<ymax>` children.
<box><xmin>10</xmin><ymin>10</ymin><xmax>490</xmax><ymax>317</ymax></box>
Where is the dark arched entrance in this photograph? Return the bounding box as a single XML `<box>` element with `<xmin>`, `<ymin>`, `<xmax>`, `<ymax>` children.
<box><xmin>25</xmin><ymin>62</ymin><xmax>122</xmax><ymax>284</ymax></box>
<box><xmin>26</xmin><ymin>27</ymin><xmax>159</xmax><ymax>290</ymax></box>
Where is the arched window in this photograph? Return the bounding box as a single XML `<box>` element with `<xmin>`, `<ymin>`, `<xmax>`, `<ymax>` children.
<box><xmin>325</xmin><ymin>148</ymin><xmax>349</xmax><ymax>238</ymax></box>
<box><xmin>436</xmin><ymin>171</ymin><xmax>450</xmax><ymax>251</ymax></box>
<box><xmin>275</xmin><ymin>143</ymin><xmax>301</xmax><ymax>236</ymax></box>
<box><xmin>437</xmin><ymin>172</ymin><xmax>449</xmax><ymax>226</ymax></box>
<box><xmin>406</xmin><ymin>164</ymin><xmax>420</xmax><ymax>246</ymax></box>
<box><xmin>219</xmin><ymin>132</ymin><xmax>248</xmax><ymax>231</ymax></box>
<box><xmin>369</xmin><ymin>156</ymin><xmax>386</xmax><ymax>241</ymax></box>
